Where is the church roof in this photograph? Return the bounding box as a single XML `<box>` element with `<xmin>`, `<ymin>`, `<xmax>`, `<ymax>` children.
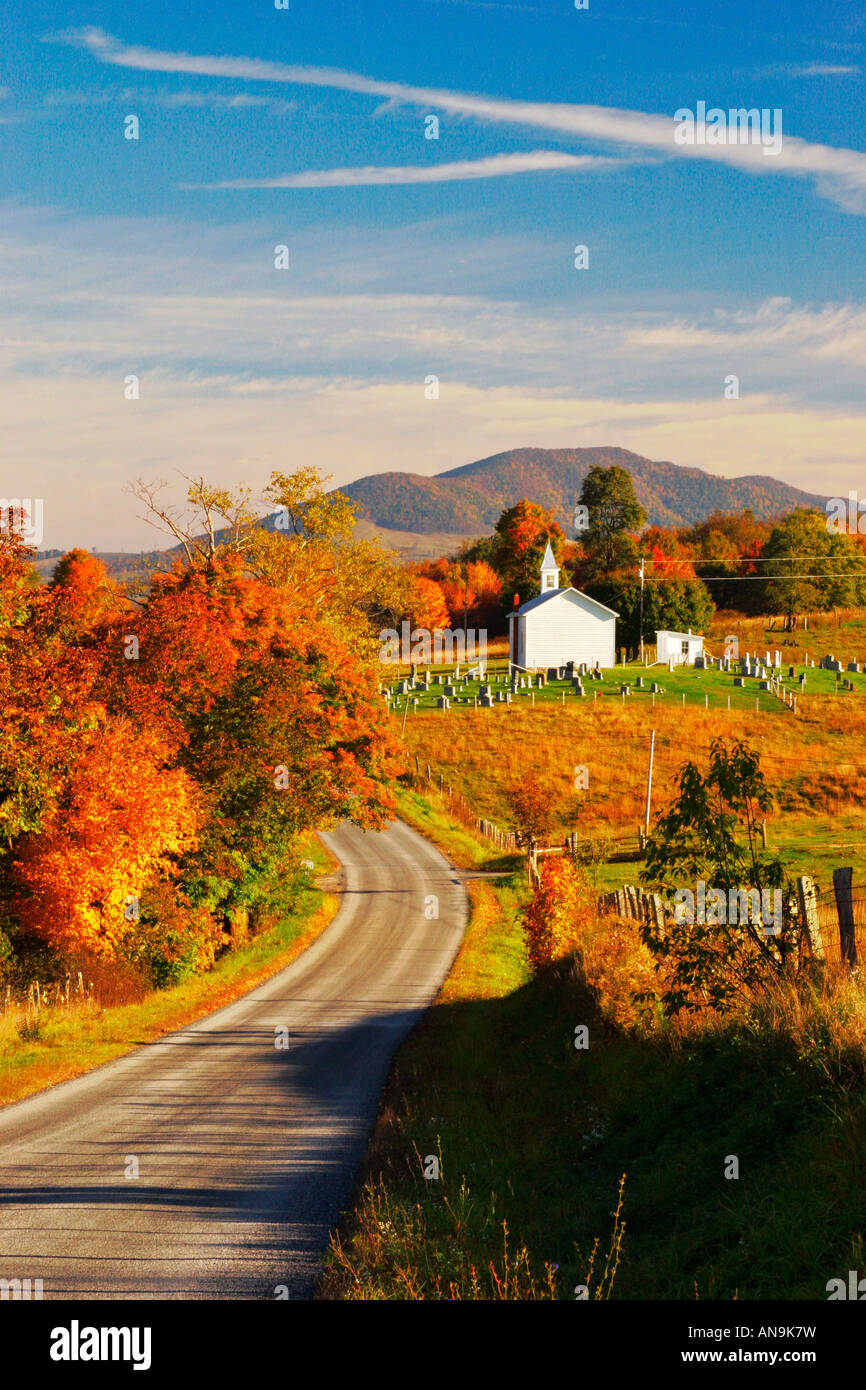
<box><xmin>510</xmin><ymin>586</ymin><xmax>620</xmax><ymax>619</ymax></box>
<box><xmin>541</xmin><ymin>539</ymin><xmax>557</xmax><ymax>569</ymax></box>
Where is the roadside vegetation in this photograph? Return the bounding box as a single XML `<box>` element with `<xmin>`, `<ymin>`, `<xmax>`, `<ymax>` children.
<box><xmin>0</xmin><ymin>834</ymin><xmax>339</xmax><ymax>1106</ymax></box>
<box><xmin>320</xmin><ymin>770</ymin><xmax>866</xmax><ymax>1300</ymax></box>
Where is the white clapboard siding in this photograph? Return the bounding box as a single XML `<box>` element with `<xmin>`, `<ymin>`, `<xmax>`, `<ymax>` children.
<box><xmin>656</xmin><ymin>630</ymin><xmax>703</xmax><ymax>666</ymax></box>
<box><xmin>516</xmin><ymin>589</ymin><xmax>616</xmax><ymax>669</ymax></box>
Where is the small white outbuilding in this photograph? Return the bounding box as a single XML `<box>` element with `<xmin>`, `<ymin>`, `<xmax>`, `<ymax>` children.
<box><xmin>655</xmin><ymin>629</ymin><xmax>704</xmax><ymax>667</ymax></box>
<box><xmin>508</xmin><ymin>542</ymin><xmax>618</xmax><ymax>670</ymax></box>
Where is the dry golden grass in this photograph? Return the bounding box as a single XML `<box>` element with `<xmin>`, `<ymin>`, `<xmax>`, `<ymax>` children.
<box><xmin>408</xmin><ymin>699</ymin><xmax>866</xmax><ymax>828</ymax></box>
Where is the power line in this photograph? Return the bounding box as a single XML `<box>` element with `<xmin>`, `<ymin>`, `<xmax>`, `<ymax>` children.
<box><xmin>644</xmin><ymin>572</ymin><xmax>866</xmax><ymax>582</ymax></box>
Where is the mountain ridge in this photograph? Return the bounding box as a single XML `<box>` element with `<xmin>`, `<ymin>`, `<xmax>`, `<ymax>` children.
<box><xmin>340</xmin><ymin>446</ymin><xmax>830</xmax><ymax>536</ymax></box>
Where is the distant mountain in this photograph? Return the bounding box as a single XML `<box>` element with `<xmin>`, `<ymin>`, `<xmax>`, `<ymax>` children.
<box><xmin>340</xmin><ymin>447</ymin><xmax>830</xmax><ymax>537</ymax></box>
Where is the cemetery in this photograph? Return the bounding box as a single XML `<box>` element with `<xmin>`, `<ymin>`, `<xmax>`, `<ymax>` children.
<box><xmin>381</xmin><ymin>648</ymin><xmax>865</xmax><ymax>718</ymax></box>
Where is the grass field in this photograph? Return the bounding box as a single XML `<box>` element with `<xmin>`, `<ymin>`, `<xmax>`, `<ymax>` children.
<box><xmin>320</xmin><ymin>786</ymin><xmax>866</xmax><ymax>1300</ymax></box>
<box><xmin>0</xmin><ymin>834</ymin><xmax>340</xmax><ymax>1107</ymax></box>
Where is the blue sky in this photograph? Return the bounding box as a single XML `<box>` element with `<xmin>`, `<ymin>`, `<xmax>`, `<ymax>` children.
<box><xmin>2</xmin><ymin>0</ymin><xmax>865</xmax><ymax>549</ymax></box>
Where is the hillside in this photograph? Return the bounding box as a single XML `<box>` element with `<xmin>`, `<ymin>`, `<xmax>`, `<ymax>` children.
<box><xmin>341</xmin><ymin>446</ymin><xmax>830</xmax><ymax>537</ymax></box>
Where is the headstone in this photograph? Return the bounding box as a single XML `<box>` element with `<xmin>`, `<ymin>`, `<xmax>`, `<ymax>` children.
<box><xmin>760</xmin><ymin>679</ymin><xmax>770</xmax><ymax>691</ymax></box>
<box><xmin>620</xmin><ymin>684</ymin><xmax>630</xmax><ymax>696</ymax></box>
<box><xmin>848</xmin><ymin>662</ymin><xmax>860</xmax><ymax>673</ymax></box>
<box><xmin>694</xmin><ymin>656</ymin><xmax>705</xmax><ymax>669</ymax></box>
<box><xmin>788</xmin><ymin>666</ymin><xmax>795</xmax><ymax>678</ymax></box>
<box><xmin>734</xmin><ymin>676</ymin><xmax>745</xmax><ymax>688</ymax></box>
<box><xmin>481</xmin><ymin>694</ymin><xmax>494</xmax><ymax>707</ymax></box>
<box><xmin>437</xmin><ymin>696</ymin><xmax>450</xmax><ymax>710</ymax></box>
<box><xmin>444</xmin><ymin>683</ymin><xmax>456</xmax><ymax>697</ymax></box>
<box><xmin>774</xmin><ymin>650</ymin><xmax>782</xmax><ymax>667</ymax></box>
<box><xmin>635</xmin><ymin>675</ymin><xmax>644</xmax><ymax>688</ymax></box>
<box><xmin>399</xmin><ymin>679</ymin><xmax>409</xmax><ymax>694</ymax></box>
<box><xmin>651</xmin><ymin>682</ymin><xmax>661</xmax><ymax>693</ymax></box>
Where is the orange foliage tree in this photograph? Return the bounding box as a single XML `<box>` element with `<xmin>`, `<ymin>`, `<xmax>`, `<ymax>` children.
<box><xmin>410</xmin><ymin>575</ymin><xmax>451</xmax><ymax>630</ymax></box>
<box><xmin>492</xmin><ymin>500</ymin><xmax>566</xmax><ymax>603</ymax></box>
<box><xmin>0</xmin><ymin>468</ymin><xmax>405</xmax><ymax>973</ymax></box>
<box><xmin>522</xmin><ymin>857</ymin><xmax>586</xmax><ymax>972</ymax></box>
<box><xmin>12</xmin><ymin>720</ymin><xmax>198</xmax><ymax>956</ymax></box>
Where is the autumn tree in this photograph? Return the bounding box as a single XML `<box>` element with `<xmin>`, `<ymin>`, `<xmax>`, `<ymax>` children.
<box><xmin>506</xmin><ymin>771</ymin><xmax>556</xmax><ymax>846</ymax></box>
<box><xmin>48</xmin><ymin>549</ymin><xmax>120</xmax><ymax>638</ymax></box>
<box><xmin>410</xmin><ymin>556</ymin><xmax>503</xmax><ymax>630</ymax></box>
<box><xmin>491</xmin><ymin>500</ymin><xmax>566</xmax><ymax>604</ymax></box>
<box><xmin>409</xmin><ymin>575</ymin><xmax>451</xmax><ymax>630</ymax></box>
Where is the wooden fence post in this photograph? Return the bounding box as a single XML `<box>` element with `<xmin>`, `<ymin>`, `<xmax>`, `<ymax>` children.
<box><xmin>796</xmin><ymin>876</ymin><xmax>824</xmax><ymax>961</ymax></box>
<box><xmin>832</xmin><ymin>867</ymin><xmax>857</xmax><ymax>967</ymax></box>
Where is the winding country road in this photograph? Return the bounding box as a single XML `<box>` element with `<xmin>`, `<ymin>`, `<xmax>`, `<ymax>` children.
<box><xmin>0</xmin><ymin>819</ymin><xmax>467</xmax><ymax>1299</ymax></box>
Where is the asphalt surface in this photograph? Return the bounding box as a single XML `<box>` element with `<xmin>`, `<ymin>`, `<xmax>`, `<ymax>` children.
<box><xmin>0</xmin><ymin>818</ymin><xmax>467</xmax><ymax>1299</ymax></box>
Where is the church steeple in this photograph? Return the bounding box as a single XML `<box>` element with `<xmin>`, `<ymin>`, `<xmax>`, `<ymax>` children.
<box><xmin>540</xmin><ymin>539</ymin><xmax>559</xmax><ymax>594</ymax></box>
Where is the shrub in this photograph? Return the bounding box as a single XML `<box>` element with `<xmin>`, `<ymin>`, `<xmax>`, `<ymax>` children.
<box><xmin>522</xmin><ymin>856</ymin><xmax>587</xmax><ymax>972</ymax></box>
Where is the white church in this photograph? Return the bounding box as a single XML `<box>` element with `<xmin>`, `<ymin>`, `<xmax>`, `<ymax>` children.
<box><xmin>508</xmin><ymin>541</ymin><xmax>618</xmax><ymax>671</ymax></box>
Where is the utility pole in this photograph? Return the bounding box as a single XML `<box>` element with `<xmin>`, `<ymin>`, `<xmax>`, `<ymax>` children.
<box><xmin>639</xmin><ymin>555</ymin><xmax>645</xmax><ymax>663</ymax></box>
<box><xmin>644</xmin><ymin>729</ymin><xmax>655</xmax><ymax>837</ymax></box>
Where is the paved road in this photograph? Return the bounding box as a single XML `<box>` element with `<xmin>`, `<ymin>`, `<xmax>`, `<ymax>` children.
<box><xmin>0</xmin><ymin>819</ymin><xmax>466</xmax><ymax>1299</ymax></box>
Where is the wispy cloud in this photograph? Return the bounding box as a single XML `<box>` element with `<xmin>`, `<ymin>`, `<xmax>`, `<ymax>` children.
<box><xmin>187</xmin><ymin>150</ymin><xmax>626</xmax><ymax>190</ymax></box>
<box><xmin>787</xmin><ymin>63</ymin><xmax>861</xmax><ymax>77</ymax></box>
<box><xmin>10</xmin><ymin>86</ymin><xmax>296</xmax><ymax>117</ymax></box>
<box><xmin>59</xmin><ymin>27</ymin><xmax>866</xmax><ymax>213</ymax></box>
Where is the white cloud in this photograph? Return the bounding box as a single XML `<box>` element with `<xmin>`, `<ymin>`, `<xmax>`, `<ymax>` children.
<box><xmin>60</xmin><ymin>27</ymin><xmax>866</xmax><ymax>213</ymax></box>
<box><xmin>187</xmin><ymin>150</ymin><xmax>625</xmax><ymax>189</ymax></box>
<box><xmin>624</xmin><ymin>299</ymin><xmax>866</xmax><ymax>368</ymax></box>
